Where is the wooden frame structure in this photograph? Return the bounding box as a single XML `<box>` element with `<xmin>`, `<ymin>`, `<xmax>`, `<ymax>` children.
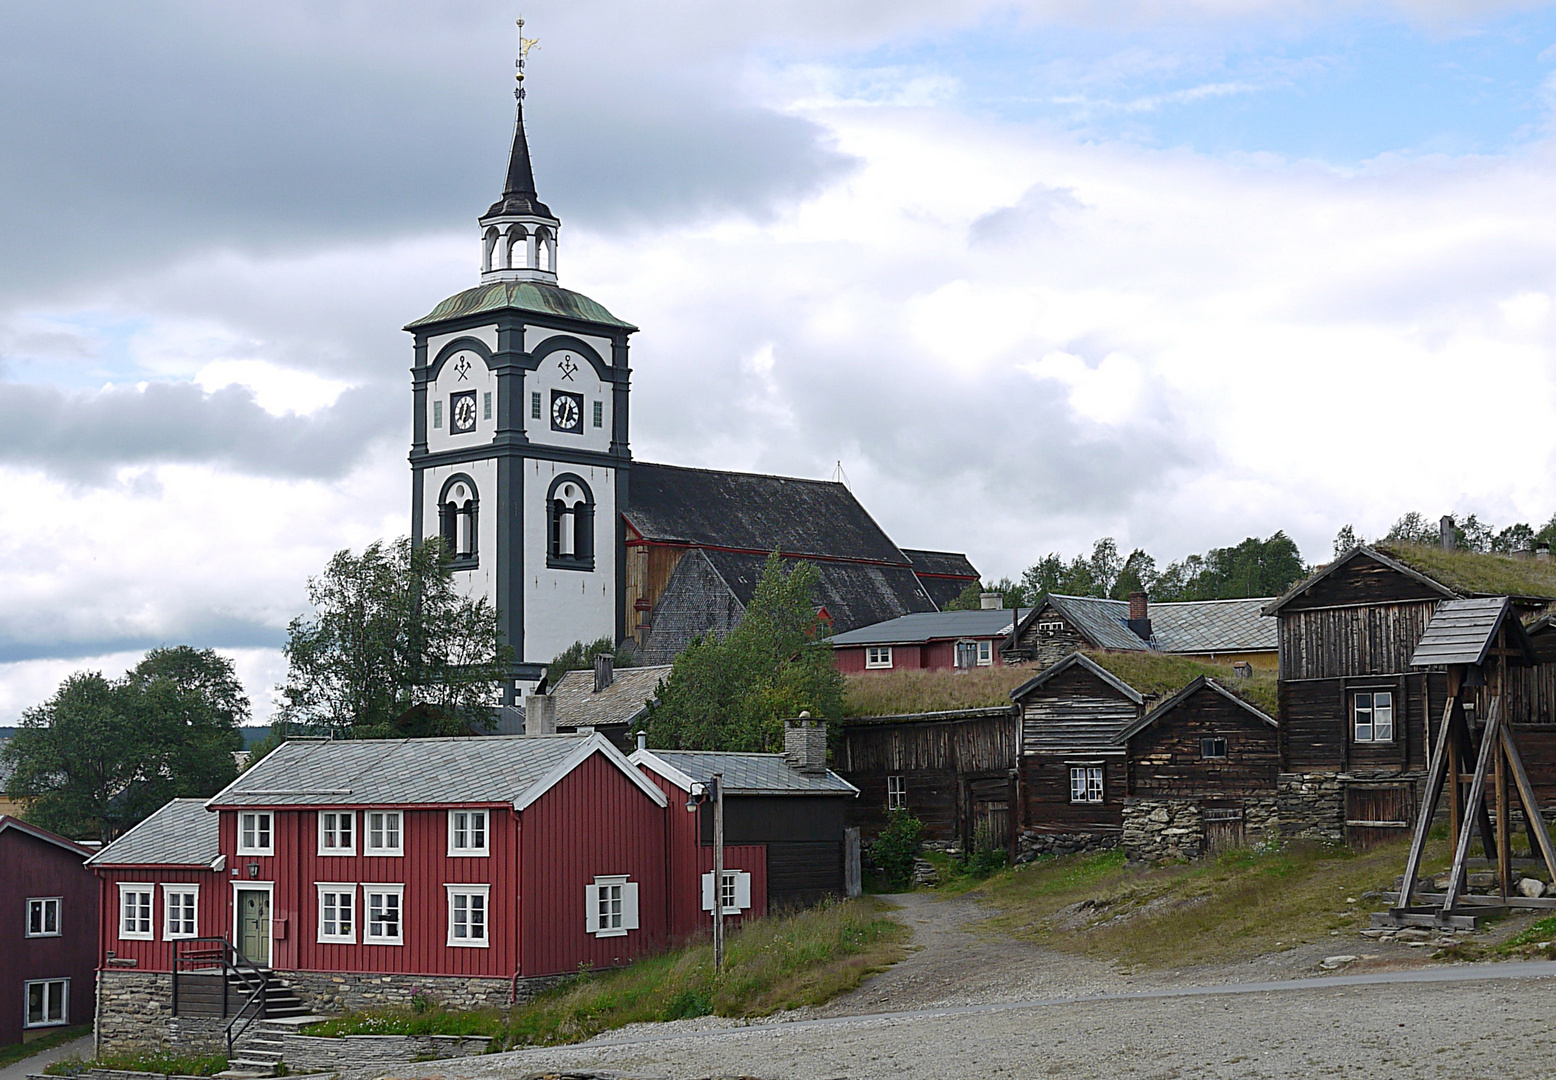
<box><xmin>1385</xmin><ymin>597</ymin><xmax>1556</xmax><ymax>928</ymax></box>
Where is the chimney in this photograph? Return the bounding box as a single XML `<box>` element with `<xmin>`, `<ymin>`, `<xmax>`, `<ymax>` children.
<box><xmin>1539</xmin><ymin>543</ymin><xmax>1552</xmax><ymax>563</ymax></box>
<box><xmin>636</xmin><ymin>731</ymin><xmax>647</xmax><ymax>753</ymax></box>
<box><xmin>1440</xmin><ymin>515</ymin><xmax>1456</xmax><ymax>551</ymax></box>
<box><xmin>783</xmin><ymin>712</ymin><xmax>828</xmax><ymax>776</ymax></box>
<box><xmin>979</xmin><ymin>592</ymin><xmax>1002</xmax><ymax>610</ymax></box>
<box><xmin>593</xmin><ymin>654</ymin><xmax>614</xmax><ymax>693</ymax></box>
<box><xmin>1126</xmin><ymin>590</ymin><xmax>1152</xmax><ymax>642</ymax></box>
<box><xmin>526</xmin><ymin>694</ymin><xmax>556</xmax><ymax>736</ymax></box>
<box><xmin>1232</xmin><ymin>661</ymin><xmax>1253</xmax><ymax>679</ymax></box>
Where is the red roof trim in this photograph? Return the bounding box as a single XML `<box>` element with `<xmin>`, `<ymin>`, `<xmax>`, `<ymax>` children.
<box><xmin>619</xmin><ymin>536</ymin><xmax>915</xmax><ymax>570</ymax></box>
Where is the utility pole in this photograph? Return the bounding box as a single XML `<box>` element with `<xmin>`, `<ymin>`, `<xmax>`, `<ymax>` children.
<box><xmin>712</xmin><ymin>772</ymin><xmax>725</xmax><ymax>971</ymax></box>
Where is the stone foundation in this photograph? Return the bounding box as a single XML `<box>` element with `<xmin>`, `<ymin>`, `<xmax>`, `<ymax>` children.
<box><xmin>1122</xmin><ymin>797</ymin><xmax>1281</xmax><ymax>863</ymax></box>
<box><xmin>276</xmin><ymin>1032</ymin><xmax>490</xmax><ymax>1077</ymax></box>
<box><xmin>279</xmin><ymin>970</ymin><xmax>538</xmax><ymax>1014</ymax></box>
<box><xmin>1277</xmin><ymin>773</ymin><xmax>1346</xmax><ymax>842</ymax></box>
<box><xmin>1014</xmin><ymin>830</ymin><xmax>1117</xmax><ymax>864</ymax></box>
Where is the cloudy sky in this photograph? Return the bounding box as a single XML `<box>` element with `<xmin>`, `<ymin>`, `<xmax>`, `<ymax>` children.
<box><xmin>6</xmin><ymin>1</ymin><xmax>1556</xmax><ymax>722</ymax></box>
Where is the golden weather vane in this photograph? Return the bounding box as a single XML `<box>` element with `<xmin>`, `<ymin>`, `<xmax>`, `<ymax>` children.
<box><xmin>515</xmin><ymin>16</ymin><xmax>540</xmax><ymax>99</ymax></box>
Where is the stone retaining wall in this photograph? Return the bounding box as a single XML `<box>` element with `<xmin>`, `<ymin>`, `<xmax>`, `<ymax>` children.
<box><xmin>1277</xmin><ymin>773</ymin><xmax>1346</xmax><ymax>842</ymax></box>
<box><xmin>1014</xmin><ymin>830</ymin><xmax>1117</xmax><ymax>864</ymax></box>
<box><xmin>1121</xmin><ymin>797</ymin><xmax>1281</xmax><ymax>863</ymax></box>
<box><xmin>280</xmin><ymin>971</ymin><xmax>528</xmax><ymax>1014</ymax></box>
<box><xmin>276</xmin><ymin>1032</ymin><xmax>490</xmax><ymax>1076</ymax></box>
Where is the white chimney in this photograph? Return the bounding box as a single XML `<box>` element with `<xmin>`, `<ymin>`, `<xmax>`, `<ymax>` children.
<box><xmin>979</xmin><ymin>592</ymin><xmax>1002</xmax><ymax>610</ymax></box>
<box><xmin>526</xmin><ymin>694</ymin><xmax>556</xmax><ymax>736</ymax></box>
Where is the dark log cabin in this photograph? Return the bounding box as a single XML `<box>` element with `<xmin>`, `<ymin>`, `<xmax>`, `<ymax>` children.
<box><xmin>1263</xmin><ymin>542</ymin><xmax>1556</xmax><ymax>845</ymax></box>
<box><xmin>838</xmin><ymin>707</ymin><xmax>1018</xmax><ymax>853</ymax></box>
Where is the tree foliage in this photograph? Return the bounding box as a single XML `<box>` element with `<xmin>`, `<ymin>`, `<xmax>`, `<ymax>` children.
<box><xmin>1003</xmin><ymin>533</ymin><xmax>1305</xmax><ymax>605</ymax></box>
<box><xmin>2</xmin><ymin>648</ymin><xmax>246</xmax><ymax>841</ymax></box>
<box><xmin>546</xmin><ymin>636</ymin><xmax>638</xmax><ymax>686</ymax></box>
<box><xmin>276</xmin><ymin>538</ymin><xmax>513</xmax><ymax>738</ymax></box>
<box><xmin>645</xmin><ymin>554</ymin><xmax>844</xmax><ymax>752</ymax></box>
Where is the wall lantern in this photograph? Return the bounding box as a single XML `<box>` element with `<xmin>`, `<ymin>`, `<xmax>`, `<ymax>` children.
<box><xmin>247</xmin><ymin>862</ymin><xmax>260</xmax><ymax>878</ymax></box>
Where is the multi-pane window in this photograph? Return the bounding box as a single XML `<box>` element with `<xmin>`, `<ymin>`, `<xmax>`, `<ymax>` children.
<box><xmin>483</xmin><ymin>391</ymin><xmax>492</xmax><ymax>420</ymax></box>
<box><xmin>24</xmin><ymin>979</ymin><xmax>68</xmax><ymax>1028</ymax></box>
<box><xmin>592</xmin><ymin>400</ymin><xmax>603</xmax><ymax>428</ymax></box>
<box><xmin>366</xmin><ymin>811</ymin><xmax>403</xmax><ymax>855</ymax></box>
<box><xmin>319</xmin><ymin>811</ymin><xmax>355</xmax><ymax>855</ymax></box>
<box><xmin>886</xmin><ymin>775</ymin><xmax>907</xmax><ymax>811</ymax></box>
<box><xmin>977</xmin><ymin>640</ymin><xmax>993</xmax><ymax>666</ymax></box>
<box><xmin>26</xmin><ymin>897</ymin><xmax>61</xmax><ymax>937</ymax></box>
<box><xmin>720</xmin><ymin>872</ymin><xmax>738</xmax><ymax>912</ymax></box>
<box><xmin>586</xmin><ymin>875</ymin><xmax>638</xmax><ymax>938</ymax></box>
<box><xmin>432</xmin><ymin>400</ymin><xmax>443</xmax><ymax>428</ymax></box>
<box><xmin>163</xmin><ymin>887</ymin><xmax>198</xmax><ymax>939</ymax></box>
<box><xmin>1354</xmin><ymin>691</ymin><xmax>1395</xmax><ymax>743</ymax></box>
<box><xmin>119</xmin><ymin>886</ymin><xmax>153</xmax><ymax>940</ymax></box>
<box><xmin>317</xmin><ymin>885</ymin><xmax>356</xmax><ymax>943</ymax></box>
<box><xmin>449</xmin><ymin>810</ymin><xmax>489</xmax><ymax>855</ymax></box>
<box><xmin>1201</xmin><ymin>738</ymin><xmax>1228</xmax><ymax>760</ymax></box>
<box><xmin>365</xmin><ymin>886</ymin><xmax>404</xmax><ymax>944</ymax></box>
<box><xmin>1069</xmin><ymin>766</ymin><xmax>1104</xmax><ymax>804</ymax></box>
<box><xmin>598</xmin><ymin>883</ymin><xmax>622</xmax><ymax>931</ymax></box>
<box><xmin>700</xmin><ymin>870</ymin><xmax>753</xmax><ymax>915</ymax></box>
<box><xmin>238</xmin><ymin>812</ymin><xmax>273</xmax><ymax>855</ymax></box>
<box><xmin>447</xmin><ymin>886</ymin><xmax>490</xmax><ymax>946</ymax></box>
<box><xmin>865</xmin><ymin>646</ymin><xmax>893</xmax><ymax>669</ymax></box>
<box><xmin>530</xmin><ymin>391</ymin><xmax>542</xmax><ymax>420</ymax></box>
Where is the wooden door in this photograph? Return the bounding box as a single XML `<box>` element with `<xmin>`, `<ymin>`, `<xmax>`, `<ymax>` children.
<box><xmin>1203</xmin><ymin>806</ymin><xmax>1245</xmax><ymax>854</ymax></box>
<box><xmin>1344</xmin><ymin>783</ymin><xmax>1414</xmax><ymax>849</ymax></box>
<box><xmin>237</xmin><ymin>889</ymin><xmax>271</xmax><ymax>967</ymax></box>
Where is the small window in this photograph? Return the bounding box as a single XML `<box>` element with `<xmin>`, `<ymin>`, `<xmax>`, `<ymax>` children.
<box><xmin>317</xmin><ymin>885</ymin><xmax>356</xmax><ymax>944</ymax></box>
<box><xmin>977</xmin><ymin>640</ymin><xmax>993</xmax><ymax>666</ymax></box>
<box><xmin>318</xmin><ymin>810</ymin><xmax>355</xmax><ymax>855</ymax></box>
<box><xmin>119</xmin><ymin>886</ymin><xmax>153</xmax><ymax>940</ymax></box>
<box><xmin>26</xmin><ymin>897</ymin><xmax>61</xmax><ymax>938</ymax></box>
<box><xmin>366</xmin><ymin>811</ymin><xmax>403</xmax><ymax>855</ymax></box>
<box><xmin>530</xmin><ymin>391</ymin><xmax>541</xmax><ymax>420</ymax></box>
<box><xmin>238</xmin><ymin>812</ymin><xmax>273</xmax><ymax>855</ymax></box>
<box><xmin>592</xmin><ymin>400</ymin><xmax>603</xmax><ymax>428</ymax></box>
<box><xmin>887</xmin><ymin>775</ymin><xmax>907</xmax><ymax>811</ymax></box>
<box><xmin>447</xmin><ymin>885</ymin><xmax>490</xmax><ymax>947</ymax></box>
<box><xmin>1201</xmin><ymin>738</ymin><xmax>1228</xmax><ymax>760</ymax></box>
<box><xmin>585</xmin><ymin>875</ymin><xmax>639</xmax><ymax>938</ymax></box>
<box><xmin>364</xmin><ymin>885</ymin><xmax>404</xmax><ymax>944</ymax></box>
<box><xmin>1037</xmin><ymin>620</ymin><xmax>1065</xmax><ymax>634</ymax></box>
<box><xmin>432</xmin><ymin>399</ymin><xmax>443</xmax><ymax>428</ymax></box>
<box><xmin>24</xmin><ymin>979</ymin><xmax>68</xmax><ymax>1028</ymax></box>
<box><xmin>865</xmin><ymin>646</ymin><xmax>893</xmax><ymax>670</ymax></box>
<box><xmin>1069</xmin><ymin>766</ymin><xmax>1104</xmax><ymax>804</ymax></box>
<box><xmin>483</xmin><ymin>391</ymin><xmax>492</xmax><ymax>420</ymax></box>
<box><xmin>448</xmin><ymin>809</ymin><xmax>489</xmax><ymax>856</ymax></box>
<box><xmin>1354</xmin><ymin>691</ymin><xmax>1395</xmax><ymax>743</ymax></box>
<box><xmin>701</xmin><ymin>870</ymin><xmax>753</xmax><ymax>915</ymax></box>
<box><xmin>163</xmin><ymin>886</ymin><xmax>198</xmax><ymax>940</ymax></box>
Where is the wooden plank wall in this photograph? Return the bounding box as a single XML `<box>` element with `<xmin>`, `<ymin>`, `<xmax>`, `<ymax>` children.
<box><xmin>1022</xmin><ymin>755</ymin><xmax>1126</xmax><ymax>833</ymax></box>
<box><xmin>1126</xmin><ymin>689</ymin><xmax>1279</xmax><ymax>798</ymax></box>
<box><xmin>1280</xmin><ymin>673</ymin><xmax>1436</xmax><ymax>773</ymax></box>
<box><xmin>1278</xmin><ymin>602</ymin><xmax>1437</xmax><ymax>681</ymax></box>
<box><xmin>1020</xmin><ymin>666</ymin><xmax>1142</xmax><ymax>754</ymax></box>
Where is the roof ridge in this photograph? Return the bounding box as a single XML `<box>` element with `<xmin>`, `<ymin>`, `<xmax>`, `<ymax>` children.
<box><xmin>633</xmin><ymin>460</ymin><xmax>852</xmax><ymax>490</ymax></box>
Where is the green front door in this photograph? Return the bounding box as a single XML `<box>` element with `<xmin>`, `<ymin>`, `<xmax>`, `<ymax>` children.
<box><xmin>237</xmin><ymin>889</ymin><xmax>270</xmax><ymax>967</ymax></box>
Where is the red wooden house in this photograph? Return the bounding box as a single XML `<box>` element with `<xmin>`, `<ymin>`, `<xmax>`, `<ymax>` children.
<box><xmin>0</xmin><ymin>816</ymin><xmax>97</xmax><ymax>1046</ymax></box>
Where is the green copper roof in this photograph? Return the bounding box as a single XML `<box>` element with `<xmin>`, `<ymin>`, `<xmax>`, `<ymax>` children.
<box><xmin>405</xmin><ymin>281</ymin><xmax>636</xmax><ymax>332</ymax></box>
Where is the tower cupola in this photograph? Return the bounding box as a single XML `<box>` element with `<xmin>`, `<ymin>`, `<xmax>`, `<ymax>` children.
<box><xmin>479</xmin><ymin>19</ymin><xmax>559</xmax><ymax>285</ymax></box>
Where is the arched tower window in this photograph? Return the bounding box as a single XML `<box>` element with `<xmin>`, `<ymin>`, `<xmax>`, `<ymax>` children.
<box><xmin>505</xmin><ymin>224</ymin><xmax>528</xmax><ymax>272</ymax></box>
<box><xmin>438</xmin><ymin>476</ymin><xmax>479</xmax><ymax>569</ymax></box>
<box><xmin>481</xmin><ymin>228</ymin><xmax>500</xmax><ymax>274</ymax></box>
<box><xmin>546</xmin><ymin>474</ymin><xmax>594</xmax><ymax>571</ymax></box>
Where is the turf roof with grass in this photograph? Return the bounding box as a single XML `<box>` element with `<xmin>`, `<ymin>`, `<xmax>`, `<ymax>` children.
<box><xmin>1079</xmin><ymin>650</ymin><xmax>1278</xmax><ymax>717</ymax></box>
<box><xmin>1375</xmin><ymin>542</ymin><xmax>1556</xmax><ymax>601</ymax></box>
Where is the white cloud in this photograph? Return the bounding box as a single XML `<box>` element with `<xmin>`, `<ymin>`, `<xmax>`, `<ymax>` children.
<box><xmin>195</xmin><ymin>360</ymin><xmax>350</xmax><ymax>416</ymax></box>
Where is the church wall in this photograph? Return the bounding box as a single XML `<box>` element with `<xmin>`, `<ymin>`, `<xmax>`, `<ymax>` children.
<box><xmin>425</xmin><ymin>337</ymin><xmax>499</xmax><ymax>456</ymax></box>
<box><xmin>522</xmin><ymin>329</ymin><xmax>614</xmax><ymax>454</ymax></box>
<box><xmin>523</xmin><ymin>457</ymin><xmax>618</xmax><ymax>664</ymax></box>
<box><xmin>421</xmin><ymin>459</ymin><xmax>499</xmax><ymax>606</ymax></box>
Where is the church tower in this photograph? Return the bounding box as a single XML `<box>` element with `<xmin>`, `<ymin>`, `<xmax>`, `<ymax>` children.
<box><xmin>405</xmin><ymin>22</ymin><xmax>636</xmax><ymax>699</ymax></box>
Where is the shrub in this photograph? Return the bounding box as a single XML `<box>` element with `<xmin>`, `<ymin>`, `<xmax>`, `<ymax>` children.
<box><xmin>871</xmin><ymin>809</ymin><xmax>923</xmax><ymax>889</ymax></box>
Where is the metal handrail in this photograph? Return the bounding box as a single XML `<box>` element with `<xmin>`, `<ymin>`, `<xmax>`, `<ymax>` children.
<box><xmin>173</xmin><ymin>936</ymin><xmax>268</xmax><ymax>1059</ymax></box>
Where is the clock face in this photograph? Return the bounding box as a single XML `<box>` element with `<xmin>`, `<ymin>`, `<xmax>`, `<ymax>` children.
<box><xmin>450</xmin><ymin>391</ymin><xmax>478</xmax><ymax>434</ymax></box>
<box><xmin>550</xmin><ymin>390</ymin><xmax>583</xmax><ymax>434</ymax></box>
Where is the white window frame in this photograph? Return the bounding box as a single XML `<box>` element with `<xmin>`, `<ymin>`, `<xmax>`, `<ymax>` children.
<box><xmin>316</xmin><ymin>883</ymin><xmax>357</xmax><ymax>944</ymax></box>
<box><xmin>584</xmin><ymin>874</ymin><xmax>639</xmax><ymax>938</ymax></box>
<box><xmin>24</xmin><ymin>978</ymin><xmax>68</xmax><ymax>1028</ymax></box>
<box><xmin>445</xmin><ymin>884</ymin><xmax>491</xmax><ymax>947</ymax></box>
<box><xmin>363</xmin><ymin>884</ymin><xmax>405</xmax><ymax>945</ymax></box>
<box><xmin>865</xmin><ymin>645</ymin><xmax>893</xmax><ymax>670</ymax></box>
<box><xmin>365</xmin><ymin>811</ymin><xmax>404</xmax><ymax>856</ymax></box>
<box><xmin>886</xmin><ymin>775</ymin><xmax>907</xmax><ymax>811</ymax></box>
<box><xmin>447</xmin><ymin>809</ymin><xmax>490</xmax><ymax>857</ymax></box>
<box><xmin>1069</xmin><ymin>766</ymin><xmax>1104</xmax><ymax>804</ymax></box>
<box><xmin>237</xmin><ymin>811</ymin><xmax>274</xmax><ymax>856</ymax></box>
<box><xmin>1353</xmin><ymin>690</ymin><xmax>1395</xmax><ymax>743</ymax></box>
<box><xmin>118</xmin><ymin>883</ymin><xmax>154</xmax><ymax>940</ymax></box>
<box><xmin>317</xmin><ymin>810</ymin><xmax>356</xmax><ymax>856</ymax></box>
<box><xmin>162</xmin><ymin>885</ymin><xmax>199</xmax><ymax>940</ymax></box>
<box><xmin>26</xmin><ymin>897</ymin><xmax>62</xmax><ymax>938</ymax></box>
<box><xmin>977</xmin><ymin>640</ymin><xmax>993</xmax><ymax>666</ymax></box>
<box><xmin>701</xmin><ymin>870</ymin><xmax>753</xmax><ymax>915</ymax></box>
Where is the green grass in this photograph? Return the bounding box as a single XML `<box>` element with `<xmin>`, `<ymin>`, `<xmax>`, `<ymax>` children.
<box><xmin>1081</xmin><ymin>651</ymin><xmax>1279</xmax><ymax>716</ymax></box>
<box><xmin>842</xmin><ymin>667</ymin><xmax>1030</xmax><ymax>717</ymax></box>
<box><xmin>1376</xmin><ymin>542</ymin><xmax>1556</xmax><ymax>599</ymax></box>
<box><xmin>45</xmin><ymin>1051</ymin><xmax>228</xmax><ymax>1076</ymax></box>
<box><xmin>968</xmin><ymin>834</ymin><xmax>1450</xmax><ymax>969</ymax></box>
<box><xmin>304</xmin><ymin>897</ymin><xmax>908</xmax><ymax>1049</ymax></box>
<box><xmin>0</xmin><ymin>1026</ymin><xmax>90</xmax><ymax>1070</ymax></box>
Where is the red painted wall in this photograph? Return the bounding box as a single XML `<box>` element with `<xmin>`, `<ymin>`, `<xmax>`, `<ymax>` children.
<box><xmin>0</xmin><ymin>827</ymin><xmax>97</xmax><ymax>1045</ymax></box>
<box><xmin>640</xmin><ymin>770</ymin><xmax>767</xmax><ymax>943</ymax></box>
<box><xmin>834</xmin><ymin>639</ymin><xmax>1006</xmax><ymax>674</ymax></box>
<box><xmin>519</xmin><ymin>752</ymin><xmax>668</xmax><ymax>977</ymax></box>
<box><xmin>95</xmin><ymin>865</ymin><xmax>227</xmax><ymax>974</ymax></box>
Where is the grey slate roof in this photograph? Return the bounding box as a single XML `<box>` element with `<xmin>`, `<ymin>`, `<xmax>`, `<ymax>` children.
<box><xmin>87</xmin><ymin>798</ymin><xmax>220</xmax><ymax>867</ymax></box>
<box><xmin>830</xmin><ymin>608</ymin><xmax>1025</xmax><ymax>646</ymax></box>
<box><xmin>1017</xmin><ymin>595</ymin><xmax>1276</xmax><ymax>655</ymax></box>
<box><xmin>632</xmin><ymin>749</ymin><xmax>858</xmax><ymax>796</ymax></box>
<box><xmin>551</xmin><ymin>666</ymin><xmax>670</xmax><ymax>728</ymax></box>
<box><xmin>1044</xmin><ymin>596</ymin><xmax>1148</xmax><ymax>651</ymax></box>
<box><xmin>1410</xmin><ymin>596</ymin><xmax>1535</xmax><ymax>668</ymax></box>
<box><xmin>902</xmin><ymin>549</ymin><xmax>981</xmax><ymax>608</ymax></box>
<box><xmin>208</xmin><ymin>734</ymin><xmax>601</xmax><ymax>807</ymax></box>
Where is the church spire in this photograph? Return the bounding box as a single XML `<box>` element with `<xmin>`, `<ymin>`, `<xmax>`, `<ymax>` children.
<box><xmin>479</xmin><ymin>17</ymin><xmax>559</xmax><ymax>284</ymax></box>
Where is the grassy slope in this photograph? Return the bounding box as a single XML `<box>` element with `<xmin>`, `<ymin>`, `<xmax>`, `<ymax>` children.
<box><xmin>969</xmin><ymin>836</ymin><xmax>1452</xmax><ymax>969</ymax></box>
<box><xmin>306</xmin><ymin>897</ymin><xmax>908</xmax><ymax>1049</ymax></box>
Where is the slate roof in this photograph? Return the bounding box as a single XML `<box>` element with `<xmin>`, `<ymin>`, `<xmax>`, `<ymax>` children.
<box><xmin>1014</xmin><ymin>595</ymin><xmax>1276</xmax><ymax>655</ymax></box>
<box><xmin>551</xmin><ymin>665</ymin><xmax>670</xmax><ymax>728</ymax></box>
<box><xmin>484</xmin><ymin>101</ymin><xmax>554</xmax><ymax>220</ymax></box>
<box><xmin>902</xmin><ymin>549</ymin><xmax>981</xmax><ymax>608</ymax></box>
<box><xmin>831</xmin><ymin>608</ymin><xmax>1025</xmax><ymax>647</ymax></box>
<box><xmin>630</xmin><ymin>749</ymin><xmax>858</xmax><ymax>796</ymax></box>
<box><xmin>207</xmin><ymin>733</ymin><xmax>663</xmax><ymax>809</ymax></box>
<box><xmin>625</xmin><ymin>462</ymin><xmax>909</xmax><ymax>565</ymax></box>
<box><xmin>86</xmin><ymin>798</ymin><xmax>220</xmax><ymax>867</ymax></box>
<box><xmin>405</xmin><ymin>281</ymin><xmax>635</xmax><ymax>331</ymax></box>
<box><xmin>1409</xmin><ymin>596</ymin><xmax>1535</xmax><ymax>668</ymax></box>
<box><xmin>699</xmin><ymin>549</ymin><xmax>936</xmax><ymax>633</ymax></box>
